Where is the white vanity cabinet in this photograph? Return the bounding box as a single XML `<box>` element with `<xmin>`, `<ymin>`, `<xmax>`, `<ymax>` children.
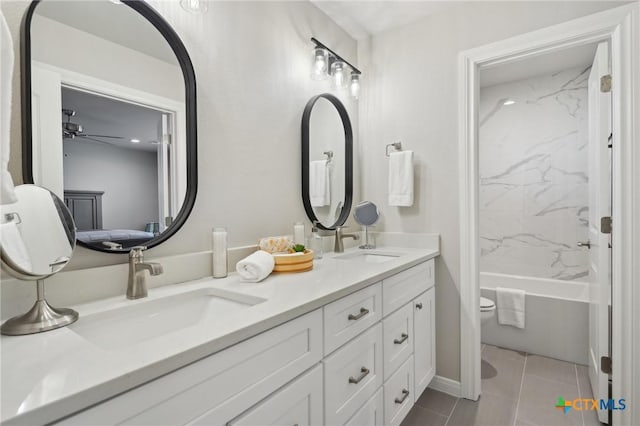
<box><xmin>324</xmin><ymin>258</ymin><xmax>436</xmax><ymax>426</ymax></box>
<box><xmin>56</xmin><ymin>309</ymin><xmax>323</xmax><ymax>426</ymax></box>
<box><xmin>53</xmin><ymin>257</ymin><xmax>436</xmax><ymax>426</ymax></box>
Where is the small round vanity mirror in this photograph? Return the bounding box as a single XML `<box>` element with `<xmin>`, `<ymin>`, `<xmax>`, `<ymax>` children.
<box><xmin>353</xmin><ymin>201</ymin><xmax>379</xmax><ymax>249</ymax></box>
<box><xmin>1</xmin><ymin>184</ymin><xmax>78</xmax><ymax>335</ymax></box>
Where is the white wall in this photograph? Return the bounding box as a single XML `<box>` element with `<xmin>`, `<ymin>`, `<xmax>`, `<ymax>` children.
<box><xmin>357</xmin><ymin>1</ymin><xmax>625</xmax><ymax>382</ymax></box>
<box><xmin>2</xmin><ymin>3</ymin><xmax>359</xmax><ymax>262</ymax></box>
<box><xmin>31</xmin><ymin>15</ymin><xmax>183</xmax><ymax>102</ymax></box>
<box><xmin>63</xmin><ymin>140</ymin><xmax>159</xmax><ymax>231</ymax></box>
<box><xmin>479</xmin><ymin>66</ymin><xmax>590</xmax><ymax>282</ymax></box>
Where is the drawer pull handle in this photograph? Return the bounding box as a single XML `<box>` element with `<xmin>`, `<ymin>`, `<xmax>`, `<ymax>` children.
<box><xmin>394</xmin><ymin>333</ymin><xmax>409</xmax><ymax>344</ymax></box>
<box><xmin>395</xmin><ymin>389</ymin><xmax>410</xmax><ymax>404</ymax></box>
<box><xmin>348</xmin><ymin>307</ymin><xmax>369</xmax><ymax>321</ymax></box>
<box><xmin>416</xmin><ymin>303</ymin><xmax>423</xmax><ymax>310</ymax></box>
<box><xmin>348</xmin><ymin>367</ymin><xmax>370</xmax><ymax>384</ymax></box>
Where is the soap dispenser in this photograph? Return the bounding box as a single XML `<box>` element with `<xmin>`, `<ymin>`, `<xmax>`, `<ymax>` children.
<box><xmin>310</xmin><ymin>224</ymin><xmax>323</xmax><ymax>259</ymax></box>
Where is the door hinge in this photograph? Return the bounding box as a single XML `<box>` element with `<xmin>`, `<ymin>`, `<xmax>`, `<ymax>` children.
<box><xmin>164</xmin><ymin>134</ymin><xmax>172</xmax><ymax>146</ymax></box>
<box><xmin>601</xmin><ymin>216</ymin><xmax>612</xmax><ymax>234</ymax></box>
<box><xmin>601</xmin><ymin>356</ymin><xmax>612</xmax><ymax>374</ymax></box>
<box><xmin>601</xmin><ymin>75</ymin><xmax>612</xmax><ymax>93</ymax></box>
<box><xmin>165</xmin><ymin>216</ymin><xmax>173</xmax><ymax>226</ymax></box>
<box><xmin>608</xmin><ymin>133</ymin><xmax>613</xmax><ymax>148</ymax></box>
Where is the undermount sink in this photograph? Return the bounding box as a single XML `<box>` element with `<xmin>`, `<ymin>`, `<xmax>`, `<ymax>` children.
<box><xmin>69</xmin><ymin>288</ymin><xmax>266</xmax><ymax>349</ymax></box>
<box><xmin>335</xmin><ymin>251</ymin><xmax>404</xmax><ymax>264</ymax></box>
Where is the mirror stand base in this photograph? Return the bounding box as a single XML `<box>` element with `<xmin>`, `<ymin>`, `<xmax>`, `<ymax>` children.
<box><xmin>1</xmin><ymin>281</ymin><xmax>78</xmax><ymax>336</ymax></box>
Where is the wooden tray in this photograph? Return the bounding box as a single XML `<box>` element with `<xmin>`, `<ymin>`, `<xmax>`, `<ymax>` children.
<box><xmin>273</xmin><ymin>250</ymin><xmax>313</xmax><ymax>272</ymax></box>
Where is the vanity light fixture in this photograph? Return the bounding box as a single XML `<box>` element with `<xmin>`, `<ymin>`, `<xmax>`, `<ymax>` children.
<box><xmin>331</xmin><ymin>61</ymin><xmax>347</xmax><ymax>88</ymax></box>
<box><xmin>503</xmin><ymin>99</ymin><xmax>516</xmax><ymax>106</ymax></box>
<box><xmin>350</xmin><ymin>73</ymin><xmax>360</xmax><ymax>99</ymax></box>
<box><xmin>180</xmin><ymin>0</ymin><xmax>208</xmax><ymax>14</ymax></box>
<box><xmin>310</xmin><ymin>37</ymin><xmax>362</xmax><ymax>100</ymax></box>
<box><xmin>311</xmin><ymin>47</ymin><xmax>329</xmax><ymax>80</ymax></box>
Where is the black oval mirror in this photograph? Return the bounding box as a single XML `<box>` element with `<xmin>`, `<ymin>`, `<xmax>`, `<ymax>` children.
<box><xmin>21</xmin><ymin>0</ymin><xmax>197</xmax><ymax>253</ymax></box>
<box><xmin>301</xmin><ymin>94</ymin><xmax>353</xmax><ymax>231</ymax></box>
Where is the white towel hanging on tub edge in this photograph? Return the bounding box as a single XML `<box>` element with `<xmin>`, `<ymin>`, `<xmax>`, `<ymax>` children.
<box><xmin>496</xmin><ymin>287</ymin><xmax>525</xmax><ymax>329</ymax></box>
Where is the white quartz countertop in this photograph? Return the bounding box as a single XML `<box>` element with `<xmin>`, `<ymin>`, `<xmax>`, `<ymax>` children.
<box><xmin>1</xmin><ymin>246</ymin><xmax>439</xmax><ymax>425</ymax></box>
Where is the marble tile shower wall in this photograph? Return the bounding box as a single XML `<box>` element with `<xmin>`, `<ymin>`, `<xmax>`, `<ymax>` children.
<box><xmin>479</xmin><ymin>66</ymin><xmax>590</xmax><ymax>281</ymax></box>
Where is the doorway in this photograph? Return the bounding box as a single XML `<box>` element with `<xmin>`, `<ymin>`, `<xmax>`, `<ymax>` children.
<box><xmin>458</xmin><ymin>5</ymin><xmax>639</xmax><ymax>426</ymax></box>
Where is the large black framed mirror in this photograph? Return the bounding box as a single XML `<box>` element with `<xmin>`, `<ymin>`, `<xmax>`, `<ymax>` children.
<box><xmin>301</xmin><ymin>93</ymin><xmax>353</xmax><ymax>231</ymax></box>
<box><xmin>21</xmin><ymin>0</ymin><xmax>197</xmax><ymax>253</ymax></box>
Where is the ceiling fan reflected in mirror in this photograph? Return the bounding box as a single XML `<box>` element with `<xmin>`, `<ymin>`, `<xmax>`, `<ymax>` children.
<box><xmin>62</xmin><ymin>109</ymin><xmax>124</xmax><ymax>145</ymax></box>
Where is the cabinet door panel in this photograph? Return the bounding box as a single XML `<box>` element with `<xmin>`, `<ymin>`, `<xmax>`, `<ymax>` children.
<box><xmin>324</xmin><ymin>324</ymin><xmax>383</xmax><ymax>426</ymax></box>
<box><xmin>229</xmin><ymin>365</ymin><xmax>323</xmax><ymax>426</ymax></box>
<box><xmin>414</xmin><ymin>288</ymin><xmax>435</xmax><ymax>400</ymax></box>
<box><xmin>384</xmin><ymin>355</ymin><xmax>414</xmax><ymax>426</ymax></box>
<box><xmin>344</xmin><ymin>388</ymin><xmax>383</xmax><ymax>426</ymax></box>
<box><xmin>324</xmin><ymin>283</ymin><xmax>382</xmax><ymax>355</ymax></box>
<box><xmin>383</xmin><ymin>260</ymin><xmax>433</xmax><ymax>316</ymax></box>
<box><xmin>383</xmin><ymin>302</ymin><xmax>414</xmax><ymax>380</ymax></box>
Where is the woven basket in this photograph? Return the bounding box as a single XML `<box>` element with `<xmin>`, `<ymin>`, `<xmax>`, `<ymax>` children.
<box><xmin>272</xmin><ymin>250</ymin><xmax>314</xmax><ymax>272</ymax></box>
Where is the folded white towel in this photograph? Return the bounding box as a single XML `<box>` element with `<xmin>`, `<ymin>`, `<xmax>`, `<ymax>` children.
<box><xmin>310</xmin><ymin>159</ymin><xmax>330</xmax><ymax>207</ymax></box>
<box><xmin>496</xmin><ymin>287</ymin><xmax>525</xmax><ymax>329</ymax></box>
<box><xmin>0</xmin><ymin>11</ymin><xmax>17</xmax><ymax>205</ymax></box>
<box><xmin>0</xmin><ymin>222</ymin><xmax>32</xmax><ymax>271</ymax></box>
<box><xmin>388</xmin><ymin>151</ymin><xmax>413</xmax><ymax>206</ymax></box>
<box><xmin>236</xmin><ymin>250</ymin><xmax>275</xmax><ymax>283</ymax></box>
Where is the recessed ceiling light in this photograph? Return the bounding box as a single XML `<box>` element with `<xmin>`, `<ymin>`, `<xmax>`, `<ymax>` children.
<box><xmin>503</xmin><ymin>100</ymin><xmax>516</xmax><ymax>106</ymax></box>
<box><xmin>130</xmin><ymin>138</ymin><xmax>140</xmax><ymax>143</ymax></box>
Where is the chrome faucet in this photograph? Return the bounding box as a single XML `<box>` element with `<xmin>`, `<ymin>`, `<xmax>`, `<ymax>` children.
<box><xmin>334</xmin><ymin>226</ymin><xmax>360</xmax><ymax>253</ymax></box>
<box><xmin>127</xmin><ymin>246</ymin><xmax>163</xmax><ymax>300</ymax></box>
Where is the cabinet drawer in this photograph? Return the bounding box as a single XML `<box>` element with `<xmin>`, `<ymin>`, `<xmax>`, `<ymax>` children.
<box><xmin>344</xmin><ymin>388</ymin><xmax>383</xmax><ymax>426</ymax></box>
<box><xmin>324</xmin><ymin>283</ymin><xmax>382</xmax><ymax>355</ymax></box>
<box><xmin>383</xmin><ymin>355</ymin><xmax>414</xmax><ymax>426</ymax></box>
<box><xmin>58</xmin><ymin>310</ymin><xmax>323</xmax><ymax>426</ymax></box>
<box><xmin>383</xmin><ymin>302</ymin><xmax>414</xmax><ymax>380</ymax></box>
<box><xmin>324</xmin><ymin>323</ymin><xmax>383</xmax><ymax>426</ymax></box>
<box><xmin>228</xmin><ymin>364</ymin><xmax>323</xmax><ymax>426</ymax></box>
<box><xmin>383</xmin><ymin>260</ymin><xmax>433</xmax><ymax>316</ymax></box>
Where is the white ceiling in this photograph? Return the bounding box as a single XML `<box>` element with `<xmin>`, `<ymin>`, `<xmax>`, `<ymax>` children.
<box><xmin>62</xmin><ymin>87</ymin><xmax>163</xmax><ymax>153</ymax></box>
<box><xmin>310</xmin><ymin>1</ymin><xmax>459</xmax><ymax>40</ymax></box>
<box><xmin>35</xmin><ymin>1</ymin><xmax>177</xmax><ymax>64</ymax></box>
<box><xmin>480</xmin><ymin>42</ymin><xmax>598</xmax><ymax>88</ymax></box>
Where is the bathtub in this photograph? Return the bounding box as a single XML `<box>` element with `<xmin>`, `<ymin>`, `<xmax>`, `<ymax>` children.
<box><xmin>480</xmin><ymin>272</ymin><xmax>589</xmax><ymax>365</ymax></box>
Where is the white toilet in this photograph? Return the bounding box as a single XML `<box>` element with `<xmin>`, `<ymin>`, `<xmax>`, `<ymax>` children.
<box><xmin>480</xmin><ymin>296</ymin><xmax>496</xmax><ymax>324</ymax></box>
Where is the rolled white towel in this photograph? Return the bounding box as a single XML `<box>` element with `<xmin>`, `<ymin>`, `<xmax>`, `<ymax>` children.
<box><xmin>236</xmin><ymin>250</ymin><xmax>275</xmax><ymax>283</ymax></box>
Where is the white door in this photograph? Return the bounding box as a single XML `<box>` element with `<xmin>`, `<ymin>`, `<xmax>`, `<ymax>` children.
<box><xmin>31</xmin><ymin>65</ymin><xmax>63</xmax><ymax>197</ymax></box>
<box><xmin>587</xmin><ymin>41</ymin><xmax>611</xmax><ymax>424</ymax></box>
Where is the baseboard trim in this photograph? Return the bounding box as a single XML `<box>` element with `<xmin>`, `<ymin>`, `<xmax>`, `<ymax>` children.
<box><xmin>428</xmin><ymin>375</ymin><xmax>462</xmax><ymax>398</ymax></box>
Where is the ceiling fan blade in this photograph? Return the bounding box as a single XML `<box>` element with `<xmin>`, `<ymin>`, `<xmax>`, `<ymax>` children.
<box><xmin>81</xmin><ymin>134</ymin><xmax>124</xmax><ymax>139</ymax></box>
<box><xmin>75</xmin><ymin>135</ymin><xmax>118</xmax><ymax>146</ymax></box>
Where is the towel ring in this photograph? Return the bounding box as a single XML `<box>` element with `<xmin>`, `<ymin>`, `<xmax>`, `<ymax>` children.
<box><xmin>385</xmin><ymin>142</ymin><xmax>402</xmax><ymax>157</ymax></box>
<box><xmin>4</xmin><ymin>212</ymin><xmax>22</xmax><ymax>225</ymax></box>
<box><xmin>323</xmin><ymin>151</ymin><xmax>334</xmax><ymax>162</ymax></box>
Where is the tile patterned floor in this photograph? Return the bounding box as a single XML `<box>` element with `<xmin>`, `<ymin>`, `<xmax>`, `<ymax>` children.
<box><xmin>401</xmin><ymin>345</ymin><xmax>604</xmax><ymax>426</ymax></box>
